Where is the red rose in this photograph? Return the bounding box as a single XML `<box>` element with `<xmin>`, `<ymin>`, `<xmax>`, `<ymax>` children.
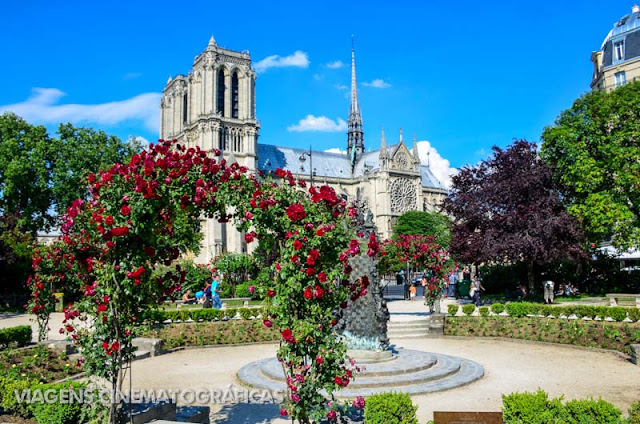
<box><xmin>318</xmin><ymin>272</ymin><xmax>327</xmax><ymax>282</ymax></box>
<box><xmin>285</xmin><ymin>203</ymin><xmax>307</xmax><ymax>222</ymax></box>
<box><xmin>293</xmin><ymin>240</ymin><xmax>303</xmax><ymax>250</ymax></box>
<box><xmin>105</xmin><ymin>216</ymin><xmax>114</xmax><ymax>226</ymax></box>
<box><xmin>263</xmin><ymin>320</ymin><xmax>273</xmax><ymax>328</ymax></box>
<box><xmin>267</xmin><ymin>289</ymin><xmax>276</xmax><ymax>297</ymax></box>
<box><xmin>306</xmin><ymin>268</ymin><xmax>316</xmax><ymax>276</ymax></box>
<box><xmin>315</xmin><ymin>355</ymin><xmax>323</xmax><ymax>365</ymax></box>
<box><xmin>303</xmin><ymin>287</ymin><xmax>313</xmax><ymax>300</ymax></box>
<box><xmin>281</xmin><ymin>328</ymin><xmax>292</xmax><ymax>339</ymax></box>
<box><xmin>97</xmin><ymin>304</ymin><xmax>107</xmax><ymax>312</ymax></box>
<box><xmin>334</xmin><ymin>376</ymin><xmax>343</xmax><ymax>386</ymax></box>
<box><xmin>120</xmin><ymin>205</ymin><xmax>131</xmax><ymax>216</ymax></box>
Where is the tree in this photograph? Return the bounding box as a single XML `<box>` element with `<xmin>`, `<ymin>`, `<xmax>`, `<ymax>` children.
<box><xmin>443</xmin><ymin>140</ymin><xmax>585</xmax><ymax>292</ymax></box>
<box><xmin>393</xmin><ymin>210</ymin><xmax>452</xmax><ymax>248</ymax></box>
<box><xmin>0</xmin><ymin>113</ymin><xmax>52</xmax><ymax>234</ymax></box>
<box><xmin>541</xmin><ymin>82</ymin><xmax>640</xmax><ymax>250</ymax></box>
<box><xmin>0</xmin><ymin>113</ymin><xmax>140</xmax><ymax>234</ymax></box>
<box><xmin>29</xmin><ymin>140</ymin><xmax>372</xmax><ymax>424</ymax></box>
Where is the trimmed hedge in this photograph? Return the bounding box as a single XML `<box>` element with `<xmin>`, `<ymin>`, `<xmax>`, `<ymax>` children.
<box><xmin>447</xmin><ymin>304</ymin><xmax>459</xmax><ymax>315</ymax></box>
<box><xmin>493</xmin><ymin>302</ymin><xmax>638</xmax><ymax>322</ymax></box>
<box><xmin>462</xmin><ymin>304</ymin><xmax>476</xmax><ymax>316</ymax></box>
<box><xmin>0</xmin><ymin>325</ymin><xmax>32</xmax><ymax>349</ymax></box>
<box><xmin>502</xmin><ymin>390</ymin><xmax>622</xmax><ymax>424</ymax></box>
<box><xmin>479</xmin><ymin>306</ymin><xmax>490</xmax><ymax>317</ymax></box>
<box><xmin>364</xmin><ymin>392</ymin><xmax>418</xmax><ymax>424</ymax></box>
<box><xmin>146</xmin><ymin>307</ymin><xmax>265</xmax><ymax>323</ymax></box>
<box><xmin>628</xmin><ymin>401</ymin><xmax>640</xmax><ymax>424</ymax></box>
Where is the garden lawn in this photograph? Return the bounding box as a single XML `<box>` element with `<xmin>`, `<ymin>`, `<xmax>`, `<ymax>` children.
<box><xmin>137</xmin><ymin>320</ymin><xmax>279</xmax><ymax>349</ymax></box>
<box><xmin>445</xmin><ymin>316</ymin><xmax>640</xmax><ymax>355</ymax></box>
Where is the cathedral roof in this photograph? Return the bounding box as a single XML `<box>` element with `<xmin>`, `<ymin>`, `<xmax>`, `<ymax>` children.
<box><xmin>257</xmin><ymin>143</ymin><xmax>447</xmax><ymax>191</ymax></box>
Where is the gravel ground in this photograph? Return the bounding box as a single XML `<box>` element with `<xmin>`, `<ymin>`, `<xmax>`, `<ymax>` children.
<box><xmin>126</xmin><ymin>337</ymin><xmax>640</xmax><ymax>423</ymax></box>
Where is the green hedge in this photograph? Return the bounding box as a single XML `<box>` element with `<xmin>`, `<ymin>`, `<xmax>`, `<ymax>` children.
<box><xmin>490</xmin><ymin>303</ymin><xmax>505</xmax><ymax>314</ymax></box>
<box><xmin>146</xmin><ymin>307</ymin><xmax>265</xmax><ymax>323</ymax></box>
<box><xmin>0</xmin><ymin>376</ymin><xmax>86</xmax><ymax>422</ymax></box>
<box><xmin>0</xmin><ymin>325</ymin><xmax>32</xmax><ymax>349</ymax></box>
<box><xmin>462</xmin><ymin>304</ymin><xmax>476</xmax><ymax>316</ymax></box>
<box><xmin>447</xmin><ymin>304</ymin><xmax>459</xmax><ymax>315</ymax></box>
<box><xmin>502</xmin><ymin>390</ymin><xmax>621</xmax><ymax>424</ymax></box>
<box><xmin>494</xmin><ymin>302</ymin><xmax>638</xmax><ymax>322</ymax></box>
<box><xmin>364</xmin><ymin>392</ymin><xmax>418</xmax><ymax>424</ymax></box>
<box><xmin>628</xmin><ymin>401</ymin><xmax>640</xmax><ymax>424</ymax></box>
<box><xmin>479</xmin><ymin>306</ymin><xmax>490</xmax><ymax>317</ymax></box>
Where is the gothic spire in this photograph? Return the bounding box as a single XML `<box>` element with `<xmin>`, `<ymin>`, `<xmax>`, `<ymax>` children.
<box><xmin>347</xmin><ymin>39</ymin><xmax>364</xmax><ymax>165</ymax></box>
<box><xmin>413</xmin><ymin>133</ymin><xmax>420</xmax><ymax>161</ymax></box>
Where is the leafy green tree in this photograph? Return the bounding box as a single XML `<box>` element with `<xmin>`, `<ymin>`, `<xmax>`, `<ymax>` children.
<box><xmin>50</xmin><ymin>124</ymin><xmax>142</xmax><ymax>217</ymax></box>
<box><xmin>0</xmin><ymin>113</ymin><xmax>52</xmax><ymax>234</ymax></box>
<box><xmin>393</xmin><ymin>210</ymin><xmax>451</xmax><ymax>248</ymax></box>
<box><xmin>541</xmin><ymin>82</ymin><xmax>640</xmax><ymax>249</ymax></box>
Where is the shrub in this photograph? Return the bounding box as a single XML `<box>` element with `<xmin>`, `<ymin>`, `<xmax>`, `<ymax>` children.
<box><xmin>608</xmin><ymin>307</ymin><xmax>628</xmax><ymax>322</ymax></box>
<box><xmin>490</xmin><ymin>303</ymin><xmax>505</xmax><ymax>314</ymax></box>
<box><xmin>217</xmin><ymin>281</ymin><xmax>234</xmax><ymax>299</ymax></box>
<box><xmin>502</xmin><ymin>389</ymin><xmax>566</xmax><ymax>424</ymax></box>
<box><xmin>594</xmin><ymin>306</ymin><xmax>609</xmax><ymax>319</ymax></box>
<box><xmin>239</xmin><ymin>308</ymin><xmax>254</xmax><ymax>320</ymax></box>
<box><xmin>505</xmin><ymin>302</ymin><xmax>530</xmax><ymax>318</ymax></box>
<box><xmin>224</xmin><ymin>308</ymin><xmax>238</xmax><ymax>319</ymax></box>
<box><xmin>462</xmin><ymin>304</ymin><xmax>476</xmax><ymax>316</ymax></box>
<box><xmin>563</xmin><ymin>398</ymin><xmax>621</xmax><ymax>424</ymax></box>
<box><xmin>628</xmin><ymin>401</ymin><xmax>640</xmax><ymax>424</ymax></box>
<box><xmin>447</xmin><ymin>304</ymin><xmax>459</xmax><ymax>315</ymax></box>
<box><xmin>627</xmin><ymin>307</ymin><xmax>640</xmax><ymax>323</ymax></box>
<box><xmin>478</xmin><ymin>306</ymin><xmax>489</xmax><ymax>317</ymax></box>
<box><xmin>364</xmin><ymin>392</ymin><xmax>418</xmax><ymax>424</ymax></box>
<box><xmin>30</xmin><ymin>381</ymin><xmax>87</xmax><ymax>424</ymax></box>
<box><xmin>0</xmin><ymin>325</ymin><xmax>32</xmax><ymax>349</ymax></box>
<box><xmin>234</xmin><ymin>281</ymin><xmax>252</xmax><ymax>298</ymax></box>
<box><xmin>540</xmin><ymin>305</ymin><xmax>555</xmax><ymax>317</ymax></box>
<box><xmin>2</xmin><ymin>378</ymin><xmax>38</xmax><ymax>417</ymax></box>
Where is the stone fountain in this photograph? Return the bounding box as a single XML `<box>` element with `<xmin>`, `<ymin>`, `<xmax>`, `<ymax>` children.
<box><xmin>237</xmin><ymin>205</ymin><xmax>484</xmax><ymax>397</ymax></box>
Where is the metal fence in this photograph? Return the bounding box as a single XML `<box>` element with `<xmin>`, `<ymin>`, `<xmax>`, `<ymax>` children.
<box><xmin>381</xmin><ymin>283</ymin><xmax>425</xmax><ymax>300</ymax></box>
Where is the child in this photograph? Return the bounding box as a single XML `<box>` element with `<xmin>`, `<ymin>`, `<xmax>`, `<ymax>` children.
<box><xmin>409</xmin><ymin>284</ymin><xmax>416</xmax><ymax>301</ymax></box>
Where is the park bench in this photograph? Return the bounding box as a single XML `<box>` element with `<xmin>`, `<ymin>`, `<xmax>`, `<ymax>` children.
<box><xmin>606</xmin><ymin>293</ymin><xmax>640</xmax><ymax>307</ymax></box>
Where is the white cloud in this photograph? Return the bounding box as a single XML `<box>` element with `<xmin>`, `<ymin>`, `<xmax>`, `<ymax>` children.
<box><xmin>0</xmin><ymin>88</ymin><xmax>161</xmax><ymax>132</ymax></box>
<box><xmin>123</xmin><ymin>72</ymin><xmax>142</xmax><ymax>80</ymax></box>
<box><xmin>324</xmin><ymin>147</ymin><xmax>346</xmax><ymax>154</ymax></box>
<box><xmin>326</xmin><ymin>60</ymin><xmax>344</xmax><ymax>69</ymax></box>
<box><xmin>362</xmin><ymin>79</ymin><xmax>391</xmax><ymax>88</ymax></box>
<box><xmin>254</xmin><ymin>51</ymin><xmax>309</xmax><ymax>73</ymax></box>
<box><xmin>313</xmin><ymin>73</ymin><xmax>323</xmax><ymax>81</ymax></box>
<box><xmin>334</xmin><ymin>84</ymin><xmax>348</xmax><ymax>90</ymax></box>
<box><xmin>287</xmin><ymin>115</ymin><xmax>347</xmax><ymax>132</ymax></box>
<box><xmin>413</xmin><ymin>141</ymin><xmax>458</xmax><ymax>189</ymax></box>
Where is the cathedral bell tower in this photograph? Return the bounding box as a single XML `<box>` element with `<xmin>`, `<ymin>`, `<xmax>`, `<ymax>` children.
<box><xmin>347</xmin><ymin>46</ymin><xmax>364</xmax><ymax>170</ymax></box>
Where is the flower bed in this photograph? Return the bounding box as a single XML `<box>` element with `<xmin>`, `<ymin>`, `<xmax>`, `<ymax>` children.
<box><xmin>445</xmin><ymin>316</ymin><xmax>640</xmax><ymax>354</ymax></box>
<box><xmin>145</xmin><ymin>307</ymin><xmax>264</xmax><ymax>323</ymax></box>
<box><xmin>136</xmin><ymin>320</ymin><xmax>279</xmax><ymax>349</ymax></box>
<box><xmin>0</xmin><ymin>345</ymin><xmax>80</xmax><ymax>383</ymax></box>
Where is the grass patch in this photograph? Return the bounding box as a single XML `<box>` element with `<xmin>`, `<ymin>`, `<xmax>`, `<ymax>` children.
<box><xmin>137</xmin><ymin>320</ymin><xmax>279</xmax><ymax>349</ymax></box>
<box><xmin>444</xmin><ymin>316</ymin><xmax>640</xmax><ymax>355</ymax></box>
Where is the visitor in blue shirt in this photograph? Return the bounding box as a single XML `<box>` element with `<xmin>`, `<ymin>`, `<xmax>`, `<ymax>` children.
<box><xmin>211</xmin><ymin>274</ymin><xmax>222</xmax><ymax>309</ymax></box>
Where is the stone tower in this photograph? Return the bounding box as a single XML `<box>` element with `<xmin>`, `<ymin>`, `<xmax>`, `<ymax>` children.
<box><xmin>160</xmin><ymin>35</ymin><xmax>259</xmax><ymax>171</ymax></box>
<box><xmin>160</xmin><ymin>36</ymin><xmax>260</xmax><ymax>261</ymax></box>
<box><xmin>347</xmin><ymin>47</ymin><xmax>364</xmax><ymax>170</ymax></box>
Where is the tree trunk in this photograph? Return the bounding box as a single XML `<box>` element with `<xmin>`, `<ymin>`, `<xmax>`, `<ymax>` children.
<box><xmin>527</xmin><ymin>260</ymin><xmax>535</xmax><ymax>294</ymax></box>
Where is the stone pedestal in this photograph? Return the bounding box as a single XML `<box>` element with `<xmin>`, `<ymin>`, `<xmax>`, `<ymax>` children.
<box><xmin>631</xmin><ymin>344</ymin><xmax>640</xmax><ymax>365</ymax></box>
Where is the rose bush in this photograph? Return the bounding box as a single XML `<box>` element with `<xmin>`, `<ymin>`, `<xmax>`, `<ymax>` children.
<box><xmin>28</xmin><ymin>139</ymin><xmax>373</xmax><ymax>424</ymax></box>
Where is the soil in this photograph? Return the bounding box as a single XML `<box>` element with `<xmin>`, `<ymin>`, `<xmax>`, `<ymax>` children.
<box><xmin>0</xmin><ymin>345</ymin><xmax>80</xmax><ymax>383</ymax></box>
<box><xmin>0</xmin><ymin>414</ymin><xmax>37</xmax><ymax>424</ymax></box>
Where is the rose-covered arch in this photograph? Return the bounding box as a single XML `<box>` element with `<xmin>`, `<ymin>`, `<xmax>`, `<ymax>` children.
<box><xmin>28</xmin><ymin>139</ymin><xmax>377</xmax><ymax>424</ymax></box>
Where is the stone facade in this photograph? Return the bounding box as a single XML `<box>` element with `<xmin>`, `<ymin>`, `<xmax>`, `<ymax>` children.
<box><xmin>160</xmin><ymin>38</ymin><xmax>448</xmax><ymax>264</ymax></box>
<box><xmin>592</xmin><ymin>5</ymin><xmax>640</xmax><ymax>90</ymax></box>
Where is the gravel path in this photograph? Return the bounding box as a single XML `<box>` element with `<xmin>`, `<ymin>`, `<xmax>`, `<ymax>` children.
<box><xmin>127</xmin><ymin>337</ymin><xmax>640</xmax><ymax>423</ymax></box>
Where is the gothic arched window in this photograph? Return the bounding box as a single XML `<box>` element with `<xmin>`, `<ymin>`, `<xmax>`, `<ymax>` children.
<box><xmin>218</xmin><ymin>127</ymin><xmax>225</xmax><ymax>151</ymax></box>
<box><xmin>182</xmin><ymin>92</ymin><xmax>188</xmax><ymax>124</ymax></box>
<box><xmin>217</xmin><ymin>69</ymin><xmax>225</xmax><ymax>116</ymax></box>
<box><xmin>231</xmin><ymin>72</ymin><xmax>239</xmax><ymax>119</ymax></box>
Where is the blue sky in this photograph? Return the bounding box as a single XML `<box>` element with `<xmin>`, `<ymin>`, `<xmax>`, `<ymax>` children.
<box><xmin>0</xmin><ymin>0</ymin><xmax>633</xmax><ymax>182</ymax></box>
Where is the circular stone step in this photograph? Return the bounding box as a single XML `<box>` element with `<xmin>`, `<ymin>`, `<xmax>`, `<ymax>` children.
<box><xmin>237</xmin><ymin>348</ymin><xmax>484</xmax><ymax>398</ymax></box>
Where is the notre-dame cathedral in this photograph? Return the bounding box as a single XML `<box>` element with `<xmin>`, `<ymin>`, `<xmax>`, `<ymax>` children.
<box><xmin>160</xmin><ymin>36</ymin><xmax>448</xmax><ymax>263</ymax></box>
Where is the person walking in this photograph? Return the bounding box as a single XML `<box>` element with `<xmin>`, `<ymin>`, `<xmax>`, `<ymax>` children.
<box><xmin>409</xmin><ymin>284</ymin><xmax>416</xmax><ymax>301</ymax></box>
<box><xmin>543</xmin><ymin>280</ymin><xmax>554</xmax><ymax>304</ymax></box>
<box><xmin>211</xmin><ymin>273</ymin><xmax>222</xmax><ymax>309</ymax></box>
<box><xmin>470</xmin><ymin>275</ymin><xmax>485</xmax><ymax>307</ymax></box>
<box><xmin>448</xmin><ymin>270</ymin><xmax>458</xmax><ymax>299</ymax></box>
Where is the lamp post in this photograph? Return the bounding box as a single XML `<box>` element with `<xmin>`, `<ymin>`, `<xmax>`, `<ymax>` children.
<box><xmin>299</xmin><ymin>145</ymin><xmax>314</xmax><ymax>187</ymax></box>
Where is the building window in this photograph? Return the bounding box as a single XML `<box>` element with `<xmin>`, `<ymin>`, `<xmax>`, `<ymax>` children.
<box><xmin>217</xmin><ymin>69</ymin><xmax>225</xmax><ymax>116</ymax></box>
<box><xmin>615</xmin><ymin>71</ymin><xmax>627</xmax><ymax>87</ymax></box>
<box><xmin>614</xmin><ymin>40</ymin><xmax>625</xmax><ymax>63</ymax></box>
<box><xmin>231</xmin><ymin>72</ymin><xmax>239</xmax><ymax>119</ymax></box>
<box><xmin>182</xmin><ymin>93</ymin><xmax>188</xmax><ymax>124</ymax></box>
